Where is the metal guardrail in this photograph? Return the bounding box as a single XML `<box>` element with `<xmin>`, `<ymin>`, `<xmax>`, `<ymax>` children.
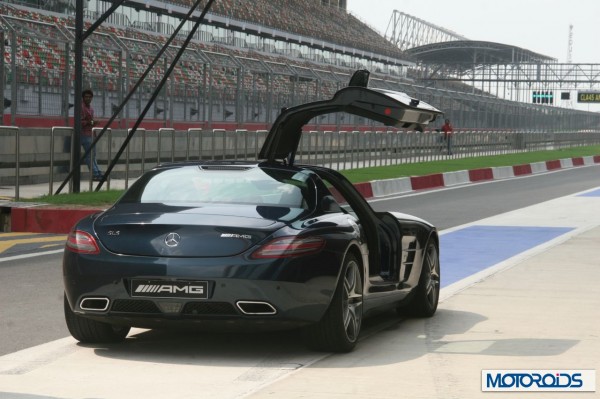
<box><xmin>1</xmin><ymin>127</ymin><xmax>600</xmax><ymax>200</ymax></box>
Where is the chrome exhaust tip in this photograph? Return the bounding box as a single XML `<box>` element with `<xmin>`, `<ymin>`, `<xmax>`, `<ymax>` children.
<box><xmin>236</xmin><ymin>301</ymin><xmax>277</xmax><ymax>315</ymax></box>
<box><xmin>80</xmin><ymin>297</ymin><xmax>110</xmax><ymax>311</ymax></box>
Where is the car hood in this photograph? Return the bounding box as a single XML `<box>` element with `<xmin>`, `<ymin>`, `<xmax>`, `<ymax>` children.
<box><xmin>259</xmin><ymin>85</ymin><xmax>443</xmax><ymax>162</ymax></box>
<box><xmin>93</xmin><ymin>204</ymin><xmax>288</xmax><ymax>257</ymax></box>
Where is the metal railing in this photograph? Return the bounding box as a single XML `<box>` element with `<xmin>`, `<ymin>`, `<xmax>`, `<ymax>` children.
<box><xmin>1</xmin><ymin>127</ymin><xmax>599</xmax><ymax>200</ymax></box>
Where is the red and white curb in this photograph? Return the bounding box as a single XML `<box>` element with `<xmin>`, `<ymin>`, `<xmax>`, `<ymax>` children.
<box><xmin>368</xmin><ymin>155</ymin><xmax>600</xmax><ymax>198</ymax></box>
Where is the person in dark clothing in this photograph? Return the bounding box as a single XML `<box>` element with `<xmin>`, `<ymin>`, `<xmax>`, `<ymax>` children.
<box><xmin>81</xmin><ymin>89</ymin><xmax>103</xmax><ymax>180</ymax></box>
<box><xmin>441</xmin><ymin>118</ymin><xmax>454</xmax><ymax>155</ymax></box>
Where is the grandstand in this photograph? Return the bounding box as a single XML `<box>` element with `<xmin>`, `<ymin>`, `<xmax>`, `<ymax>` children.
<box><xmin>1</xmin><ymin>0</ymin><xmax>599</xmax><ymax>132</ymax></box>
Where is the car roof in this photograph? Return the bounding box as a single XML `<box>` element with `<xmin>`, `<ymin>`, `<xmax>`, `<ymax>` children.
<box><xmin>259</xmin><ymin>72</ymin><xmax>443</xmax><ymax>164</ymax></box>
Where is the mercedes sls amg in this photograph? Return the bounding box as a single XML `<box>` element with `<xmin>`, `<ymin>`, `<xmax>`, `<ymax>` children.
<box><xmin>63</xmin><ymin>70</ymin><xmax>443</xmax><ymax>352</ymax></box>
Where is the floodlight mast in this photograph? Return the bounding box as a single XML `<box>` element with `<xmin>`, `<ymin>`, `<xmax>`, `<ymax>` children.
<box><xmin>71</xmin><ymin>0</ymin><xmax>83</xmax><ymax>193</ymax></box>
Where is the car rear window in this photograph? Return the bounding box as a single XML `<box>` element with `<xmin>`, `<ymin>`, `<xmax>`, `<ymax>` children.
<box><xmin>121</xmin><ymin>166</ymin><xmax>311</xmax><ymax>208</ymax></box>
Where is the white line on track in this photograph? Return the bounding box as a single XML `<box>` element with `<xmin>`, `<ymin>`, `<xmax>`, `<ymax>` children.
<box><xmin>0</xmin><ymin>249</ymin><xmax>63</xmax><ymax>263</ymax></box>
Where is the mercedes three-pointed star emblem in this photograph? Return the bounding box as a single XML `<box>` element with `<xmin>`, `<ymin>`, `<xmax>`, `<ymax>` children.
<box><xmin>164</xmin><ymin>232</ymin><xmax>181</xmax><ymax>248</ymax></box>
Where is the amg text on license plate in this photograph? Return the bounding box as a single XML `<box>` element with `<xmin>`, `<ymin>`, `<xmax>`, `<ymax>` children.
<box><xmin>131</xmin><ymin>280</ymin><xmax>208</xmax><ymax>299</ymax></box>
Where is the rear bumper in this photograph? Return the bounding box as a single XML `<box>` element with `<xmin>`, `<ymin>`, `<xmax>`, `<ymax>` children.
<box><xmin>63</xmin><ymin>252</ymin><xmax>340</xmax><ymax>329</ymax></box>
<box><xmin>64</xmin><ymin>277</ymin><xmax>335</xmax><ymax>329</ymax></box>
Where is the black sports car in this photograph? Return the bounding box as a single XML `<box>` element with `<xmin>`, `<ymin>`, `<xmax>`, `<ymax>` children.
<box><xmin>63</xmin><ymin>71</ymin><xmax>443</xmax><ymax>352</ymax></box>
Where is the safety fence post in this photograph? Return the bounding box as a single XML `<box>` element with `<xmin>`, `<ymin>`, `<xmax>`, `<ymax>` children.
<box><xmin>0</xmin><ymin>126</ymin><xmax>19</xmax><ymax>200</ymax></box>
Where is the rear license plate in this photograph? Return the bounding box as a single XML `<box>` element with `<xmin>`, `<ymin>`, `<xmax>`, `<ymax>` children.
<box><xmin>130</xmin><ymin>279</ymin><xmax>208</xmax><ymax>299</ymax></box>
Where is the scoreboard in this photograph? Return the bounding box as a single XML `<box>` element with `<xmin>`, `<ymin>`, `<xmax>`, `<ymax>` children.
<box><xmin>577</xmin><ymin>92</ymin><xmax>600</xmax><ymax>103</ymax></box>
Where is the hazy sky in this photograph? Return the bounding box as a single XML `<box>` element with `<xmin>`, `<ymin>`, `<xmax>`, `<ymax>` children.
<box><xmin>347</xmin><ymin>0</ymin><xmax>600</xmax><ymax>63</ymax></box>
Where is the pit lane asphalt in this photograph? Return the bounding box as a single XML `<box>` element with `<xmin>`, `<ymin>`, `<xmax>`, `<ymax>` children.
<box><xmin>0</xmin><ymin>233</ymin><xmax>66</xmax><ymax>257</ymax></box>
<box><xmin>244</xmin><ymin>186</ymin><xmax>600</xmax><ymax>398</ymax></box>
<box><xmin>0</xmin><ymin>166</ymin><xmax>598</xmax><ymax>398</ymax></box>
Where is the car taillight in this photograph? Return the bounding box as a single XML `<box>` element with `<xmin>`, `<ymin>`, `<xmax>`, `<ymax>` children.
<box><xmin>66</xmin><ymin>230</ymin><xmax>100</xmax><ymax>254</ymax></box>
<box><xmin>251</xmin><ymin>236</ymin><xmax>325</xmax><ymax>259</ymax></box>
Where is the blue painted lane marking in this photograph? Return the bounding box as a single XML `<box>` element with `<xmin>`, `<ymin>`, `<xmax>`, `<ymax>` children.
<box><xmin>440</xmin><ymin>226</ymin><xmax>573</xmax><ymax>287</ymax></box>
<box><xmin>578</xmin><ymin>188</ymin><xmax>600</xmax><ymax>197</ymax></box>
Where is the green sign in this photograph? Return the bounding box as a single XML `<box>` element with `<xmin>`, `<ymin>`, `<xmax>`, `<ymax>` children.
<box><xmin>577</xmin><ymin>92</ymin><xmax>600</xmax><ymax>103</ymax></box>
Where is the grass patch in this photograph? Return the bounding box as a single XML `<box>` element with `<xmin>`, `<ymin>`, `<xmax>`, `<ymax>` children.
<box><xmin>29</xmin><ymin>190</ymin><xmax>124</xmax><ymax>206</ymax></box>
<box><xmin>340</xmin><ymin>146</ymin><xmax>600</xmax><ymax>183</ymax></box>
<box><xmin>20</xmin><ymin>145</ymin><xmax>600</xmax><ymax>205</ymax></box>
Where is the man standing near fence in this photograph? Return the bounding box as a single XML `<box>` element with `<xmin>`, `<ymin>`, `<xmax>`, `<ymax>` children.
<box><xmin>81</xmin><ymin>88</ymin><xmax>103</xmax><ymax>181</ymax></box>
<box><xmin>441</xmin><ymin>118</ymin><xmax>454</xmax><ymax>155</ymax></box>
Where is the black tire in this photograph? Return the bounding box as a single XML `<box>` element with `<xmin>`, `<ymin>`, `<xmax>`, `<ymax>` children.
<box><xmin>398</xmin><ymin>241</ymin><xmax>440</xmax><ymax>317</ymax></box>
<box><xmin>64</xmin><ymin>294</ymin><xmax>130</xmax><ymax>343</ymax></box>
<box><xmin>304</xmin><ymin>253</ymin><xmax>363</xmax><ymax>353</ymax></box>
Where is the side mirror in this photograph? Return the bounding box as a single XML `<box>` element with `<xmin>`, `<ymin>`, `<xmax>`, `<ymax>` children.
<box><xmin>321</xmin><ymin>195</ymin><xmax>342</xmax><ymax>213</ymax></box>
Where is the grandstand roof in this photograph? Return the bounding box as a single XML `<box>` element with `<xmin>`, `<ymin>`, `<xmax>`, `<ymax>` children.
<box><xmin>405</xmin><ymin>40</ymin><xmax>556</xmax><ymax>64</ymax></box>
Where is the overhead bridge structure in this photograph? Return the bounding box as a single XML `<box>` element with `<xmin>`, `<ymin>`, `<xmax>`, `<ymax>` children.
<box><xmin>384</xmin><ymin>10</ymin><xmax>467</xmax><ymax>51</ymax></box>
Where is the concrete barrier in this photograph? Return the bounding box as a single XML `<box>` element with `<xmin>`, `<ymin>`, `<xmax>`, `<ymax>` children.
<box><xmin>571</xmin><ymin>157</ymin><xmax>585</xmax><ymax>166</ymax></box>
<box><xmin>468</xmin><ymin>168</ymin><xmax>494</xmax><ymax>182</ymax></box>
<box><xmin>442</xmin><ymin>170</ymin><xmax>470</xmax><ymax>186</ymax></box>
<box><xmin>512</xmin><ymin>163</ymin><xmax>533</xmax><ymax>176</ymax></box>
<box><xmin>367</xmin><ymin>155</ymin><xmax>600</xmax><ymax>199</ymax></box>
<box><xmin>530</xmin><ymin>161</ymin><xmax>547</xmax><ymax>174</ymax></box>
<box><xmin>492</xmin><ymin>166</ymin><xmax>514</xmax><ymax>180</ymax></box>
<box><xmin>410</xmin><ymin>174</ymin><xmax>445</xmax><ymax>190</ymax></box>
<box><xmin>352</xmin><ymin>182</ymin><xmax>374</xmax><ymax>199</ymax></box>
<box><xmin>371</xmin><ymin>177</ymin><xmax>412</xmax><ymax>197</ymax></box>
<box><xmin>560</xmin><ymin>158</ymin><xmax>574</xmax><ymax>168</ymax></box>
<box><xmin>546</xmin><ymin>159</ymin><xmax>562</xmax><ymax>170</ymax></box>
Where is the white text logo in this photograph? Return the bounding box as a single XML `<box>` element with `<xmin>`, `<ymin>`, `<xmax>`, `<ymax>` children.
<box><xmin>135</xmin><ymin>285</ymin><xmax>204</xmax><ymax>295</ymax></box>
